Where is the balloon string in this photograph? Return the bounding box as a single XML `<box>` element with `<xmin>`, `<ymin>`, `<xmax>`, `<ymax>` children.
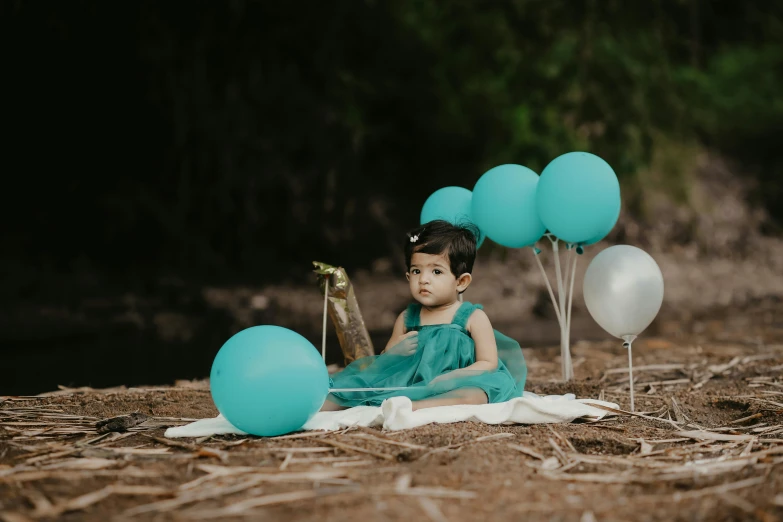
<box><xmin>321</xmin><ymin>277</ymin><xmax>329</xmax><ymax>362</ymax></box>
<box><xmin>565</xmin><ymin>249</ymin><xmax>578</xmax><ymax>380</ymax></box>
<box><xmin>531</xmin><ymin>246</ymin><xmax>563</xmax><ymax>327</ymax></box>
<box><xmin>329</xmin><ymin>387</ymin><xmax>410</xmax><ymax>393</ymax></box>
<box><xmin>624</xmin><ymin>340</ymin><xmax>635</xmax><ymax>412</ymax></box>
<box><xmin>562</xmin><ymin>245</ymin><xmax>572</xmax><ymax>294</ymax></box>
<box><xmin>562</xmin><ymin>246</ymin><xmax>576</xmax><ymax>379</ymax></box>
<box><xmin>551</xmin><ymin>239</ymin><xmax>564</xmax><ymax>315</ymax></box>
<box><xmin>551</xmin><ymin>240</ymin><xmax>570</xmax><ymax>381</ymax></box>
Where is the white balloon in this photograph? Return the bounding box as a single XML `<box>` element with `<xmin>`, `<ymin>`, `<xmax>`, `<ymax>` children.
<box><xmin>583</xmin><ymin>245</ymin><xmax>664</xmax><ymax>339</ymax></box>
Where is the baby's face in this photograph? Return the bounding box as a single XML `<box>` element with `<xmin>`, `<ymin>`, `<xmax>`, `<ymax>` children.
<box><xmin>407</xmin><ymin>252</ymin><xmax>459</xmax><ymax>307</ymax></box>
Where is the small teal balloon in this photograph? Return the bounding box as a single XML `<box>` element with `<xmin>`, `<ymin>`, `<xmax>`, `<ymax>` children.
<box><xmin>536</xmin><ymin>152</ymin><xmax>621</xmax><ymax>244</ymax></box>
<box><xmin>471</xmin><ymin>164</ymin><xmax>546</xmax><ymax>248</ymax></box>
<box><xmin>210</xmin><ymin>325</ymin><xmax>329</xmax><ymax>437</ymax></box>
<box><xmin>420</xmin><ymin>186</ymin><xmax>484</xmax><ymax>247</ymax></box>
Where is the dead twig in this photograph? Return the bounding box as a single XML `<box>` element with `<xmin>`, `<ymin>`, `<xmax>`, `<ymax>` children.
<box><xmin>417</xmin><ymin>433</ymin><xmax>514</xmax><ymax>460</ymax></box>
<box><xmin>418</xmin><ymin>497</ymin><xmax>449</xmax><ymax>522</ymax></box>
<box><xmin>184</xmin><ymin>487</ymin><xmax>358</xmax><ymax>519</ymax></box>
<box><xmin>674</xmin><ymin>430</ymin><xmax>755</xmax><ymax>442</ymax></box>
<box><xmin>730</xmin><ymin>413</ymin><xmax>764</xmax><ymax>424</ymax></box>
<box><xmin>547</xmin><ymin>425</ymin><xmax>577</xmax><ymax>452</ymax></box>
<box><xmin>582</xmin><ymin>403</ymin><xmax>683</xmax><ymax>429</ymax></box>
<box><xmin>507</xmin><ymin>443</ymin><xmax>546</xmax><ymax>461</ymax></box>
<box><xmin>124</xmin><ymin>476</ymin><xmax>271</xmax><ymax>516</ymax></box>
<box><xmin>548</xmin><ymin>438</ymin><xmax>569</xmax><ymax>466</ymax></box>
<box><xmin>345</xmin><ymin>432</ymin><xmax>429</xmax><ymax>450</ymax></box>
<box><xmin>318</xmin><ymin>439</ymin><xmax>396</xmax><ymax>461</ymax></box>
<box><xmin>33</xmin><ymin>484</ymin><xmax>171</xmax><ymax>518</ymax></box>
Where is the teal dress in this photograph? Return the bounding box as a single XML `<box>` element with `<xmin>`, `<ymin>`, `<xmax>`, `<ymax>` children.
<box><xmin>328</xmin><ymin>301</ymin><xmax>527</xmax><ymax>407</ymax></box>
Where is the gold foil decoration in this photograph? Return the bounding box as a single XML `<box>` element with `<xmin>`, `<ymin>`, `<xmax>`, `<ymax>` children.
<box><xmin>313</xmin><ymin>261</ymin><xmax>375</xmax><ymax>365</ymax></box>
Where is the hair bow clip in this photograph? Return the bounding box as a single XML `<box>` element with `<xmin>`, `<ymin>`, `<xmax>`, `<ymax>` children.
<box><xmin>410</xmin><ymin>234</ymin><xmax>419</xmax><ymax>243</ymax></box>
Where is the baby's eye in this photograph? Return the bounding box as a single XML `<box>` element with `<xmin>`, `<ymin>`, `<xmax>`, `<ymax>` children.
<box><xmin>433</xmin><ymin>269</ymin><xmax>443</xmax><ymax>275</ymax></box>
<box><xmin>412</xmin><ymin>269</ymin><xmax>420</xmax><ymax>274</ymax></box>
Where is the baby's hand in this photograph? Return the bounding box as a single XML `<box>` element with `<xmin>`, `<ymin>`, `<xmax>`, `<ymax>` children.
<box><xmin>384</xmin><ymin>331</ymin><xmax>418</xmax><ymax>356</ymax></box>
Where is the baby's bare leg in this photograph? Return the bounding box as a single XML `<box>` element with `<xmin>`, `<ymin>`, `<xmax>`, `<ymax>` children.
<box><xmin>320</xmin><ymin>399</ymin><xmax>348</xmax><ymax>411</ymax></box>
<box><xmin>411</xmin><ymin>388</ymin><xmax>488</xmax><ymax>411</ymax></box>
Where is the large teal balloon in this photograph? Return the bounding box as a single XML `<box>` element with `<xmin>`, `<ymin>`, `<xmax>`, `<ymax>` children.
<box><xmin>582</xmin><ymin>200</ymin><xmax>621</xmax><ymax>246</ymax></box>
<box><xmin>420</xmin><ymin>186</ymin><xmax>484</xmax><ymax>247</ymax></box>
<box><xmin>471</xmin><ymin>164</ymin><xmax>546</xmax><ymax>248</ymax></box>
<box><xmin>536</xmin><ymin>152</ymin><xmax>621</xmax><ymax>244</ymax></box>
<box><xmin>210</xmin><ymin>326</ymin><xmax>329</xmax><ymax>436</ymax></box>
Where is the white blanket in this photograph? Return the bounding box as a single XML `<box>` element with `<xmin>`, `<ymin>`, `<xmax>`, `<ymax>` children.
<box><xmin>165</xmin><ymin>392</ymin><xmax>618</xmax><ymax>437</ymax></box>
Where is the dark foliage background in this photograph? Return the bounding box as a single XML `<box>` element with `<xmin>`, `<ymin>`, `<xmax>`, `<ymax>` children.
<box><xmin>4</xmin><ymin>1</ymin><xmax>782</xmax><ymax>290</ymax></box>
<box><xmin>2</xmin><ymin>1</ymin><xmax>782</xmax><ymax>394</ymax></box>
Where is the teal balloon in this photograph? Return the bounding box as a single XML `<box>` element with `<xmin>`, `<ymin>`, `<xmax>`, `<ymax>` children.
<box><xmin>471</xmin><ymin>164</ymin><xmax>546</xmax><ymax>248</ymax></box>
<box><xmin>420</xmin><ymin>186</ymin><xmax>484</xmax><ymax>247</ymax></box>
<box><xmin>210</xmin><ymin>325</ymin><xmax>329</xmax><ymax>437</ymax></box>
<box><xmin>536</xmin><ymin>152</ymin><xmax>621</xmax><ymax>244</ymax></box>
<box><xmin>582</xmin><ymin>200</ymin><xmax>621</xmax><ymax>246</ymax></box>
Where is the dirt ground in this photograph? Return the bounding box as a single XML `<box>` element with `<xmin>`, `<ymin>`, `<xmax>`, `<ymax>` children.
<box><xmin>1</xmin><ymin>298</ymin><xmax>782</xmax><ymax>522</ymax></box>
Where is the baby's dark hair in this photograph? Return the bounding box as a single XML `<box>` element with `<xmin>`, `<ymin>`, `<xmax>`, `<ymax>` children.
<box><xmin>404</xmin><ymin>220</ymin><xmax>481</xmax><ymax>276</ymax></box>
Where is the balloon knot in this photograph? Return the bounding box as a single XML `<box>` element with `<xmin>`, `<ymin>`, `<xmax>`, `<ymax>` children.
<box><xmin>533</xmin><ymin>247</ymin><xmax>542</xmax><ymax>256</ymax></box>
<box><xmin>622</xmin><ymin>342</ymin><xmax>631</xmax><ymax>349</ymax></box>
<box><xmin>576</xmin><ymin>245</ymin><xmax>584</xmax><ymax>255</ymax></box>
<box><xmin>566</xmin><ymin>243</ymin><xmax>573</xmax><ymax>250</ymax></box>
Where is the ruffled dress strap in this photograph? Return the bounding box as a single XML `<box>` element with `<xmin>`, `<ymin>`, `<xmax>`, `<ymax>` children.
<box><xmin>451</xmin><ymin>301</ymin><xmax>482</xmax><ymax>330</ymax></box>
<box><xmin>403</xmin><ymin>303</ymin><xmax>421</xmax><ymax>331</ymax></box>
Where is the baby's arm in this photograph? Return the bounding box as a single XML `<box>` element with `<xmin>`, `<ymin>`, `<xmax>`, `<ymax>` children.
<box><xmin>381</xmin><ymin>312</ymin><xmax>410</xmax><ymax>354</ymax></box>
<box><xmin>467</xmin><ymin>309</ymin><xmax>499</xmax><ymax>371</ymax></box>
